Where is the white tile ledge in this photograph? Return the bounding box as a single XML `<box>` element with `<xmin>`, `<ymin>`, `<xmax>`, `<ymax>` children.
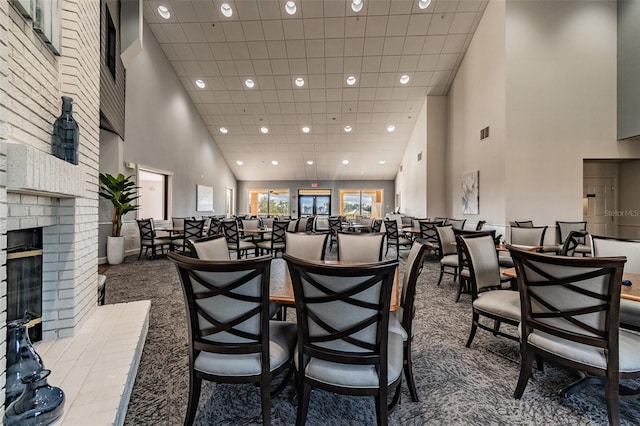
<box><xmin>34</xmin><ymin>300</ymin><xmax>151</xmax><ymax>426</ymax></box>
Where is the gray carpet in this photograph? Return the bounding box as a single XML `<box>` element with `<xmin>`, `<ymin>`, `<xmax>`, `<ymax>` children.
<box><xmin>104</xmin><ymin>249</ymin><xmax>640</xmax><ymax>425</ymax></box>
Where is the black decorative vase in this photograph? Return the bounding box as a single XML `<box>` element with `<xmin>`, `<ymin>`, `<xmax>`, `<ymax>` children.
<box><xmin>4</xmin><ymin>370</ymin><xmax>65</xmax><ymax>426</ymax></box>
<box><xmin>5</xmin><ymin>318</ymin><xmax>45</xmax><ymax>408</ymax></box>
<box><xmin>51</xmin><ymin>96</ymin><xmax>79</xmax><ymax>165</ymax></box>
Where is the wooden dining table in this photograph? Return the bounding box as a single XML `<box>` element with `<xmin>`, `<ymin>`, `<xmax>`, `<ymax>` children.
<box><xmin>269</xmin><ymin>257</ymin><xmax>400</xmax><ymax>311</ymax></box>
<box><xmin>501</xmin><ymin>268</ymin><xmax>640</xmax><ymax>302</ymax></box>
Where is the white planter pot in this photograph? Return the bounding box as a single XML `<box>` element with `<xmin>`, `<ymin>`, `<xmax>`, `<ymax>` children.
<box><xmin>107</xmin><ymin>236</ymin><xmax>125</xmax><ymax>265</ymax></box>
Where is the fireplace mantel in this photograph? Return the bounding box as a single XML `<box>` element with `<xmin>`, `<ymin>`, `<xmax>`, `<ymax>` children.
<box><xmin>7</xmin><ymin>142</ymin><xmax>85</xmax><ymax>198</ymax></box>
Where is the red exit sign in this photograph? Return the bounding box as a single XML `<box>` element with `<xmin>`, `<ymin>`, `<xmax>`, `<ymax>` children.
<box><xmin>311</xmin><ymin>182</ymin><xmax>318</xmax><ymax>188</ymax></box>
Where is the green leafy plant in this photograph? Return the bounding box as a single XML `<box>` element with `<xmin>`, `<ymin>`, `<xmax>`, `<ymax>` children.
<box><xmin>99</xmin><ymin>173</ymin><xmax>140</xmax><ymax>237</ymax></box>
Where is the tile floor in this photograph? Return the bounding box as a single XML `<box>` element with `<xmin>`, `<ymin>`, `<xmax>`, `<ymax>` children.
<box><xmin>34</xmin><ymin>300</ymin><xmax>150</xmax><ymax>426</ymax></box>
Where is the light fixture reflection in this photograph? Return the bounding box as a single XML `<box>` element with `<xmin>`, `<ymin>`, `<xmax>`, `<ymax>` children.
<box><xmin>260</xmin><ymin>126</ymin><xmax>269</xmax><ymax>134</ymax></box>
<box><xmin>219</xmin><ymin>127</ymin><xmax>228</xmax><ymax>134</ymax></box>
<box><xmin>245</xmin><ymin>79</ymin><xmax>255</xmax><ymax>88</ymax></box>
<box><xmin>418</xmin><ymin>0</ymin><xmax>432</xmax><ymax>10</ymax></box>
<box><xmin>195</xmin><ymin>79</ymin><xmax>206</xmax><ymax>88</ymax></box>
<box><xmin>352</xmin><ymin>0</ymin><xmax>363</xmax><ymax>13</ymax></box>
<box><xmin>346</xmin><ymin>75</ymin><xmax>357</xmax><ymax>86</ymax></box>
<box><xmin>302</xmin><ymin>126</ymin><xmax>310</xmax><ymax>133</ymax></box>
<box><xmin>158</xmin><ymin>5</ymin><xmax>170</xmax><ymax>19</ymax></box>
<box><xmin>236</xmin><ymin>160</ymin><xmax>243</xmax><ymax>166</ymax></box>
<box><xmin>285</xmin><ymin>1</ymin><xmax>297</xmax><ymax>15</ymax></box>
<box><xmin>271</xmin><ymin>160</ymin><xmax>278</xmax><ymax>166</ymax></box>
<box><xmin>344</xmin><ymin>125</ymin><xmax>352</xmax><ymax>132</ymax></box>
<box><xmin>342</xmin><ymin>159</ymin><xmax>350</xmax><ymax>165</ymax></box>
<box><xmin>400</xmin><ymin>75</ymin><xmax>410</xmax><ymax>85</ymax></box>
<box><xmin>387</xmin><ymin>124</ymin><xmax>396</xmax><ymax>132</ymax></box>
<box><xmin>221</xmin><ymin>3</ymin><xmax>233</xmax><ymax>17</ymax></box>
<box><xmin>306</xmin><ymin>160</ymin><xmax>314</xmax><ymax>165</ymax></box>
<box><xmin>295</xmin><ymin>77</ymin><xmax>305</xmax><ymax>87</ymax></box>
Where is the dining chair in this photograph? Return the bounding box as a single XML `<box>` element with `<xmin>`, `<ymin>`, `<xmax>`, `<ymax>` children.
<box><xmin>297</xmin><ymin>217</ymin><xmax>308</xmax><ymax>233</ymax></box>
<box><xmin>418</xmin><ymin>220</ymin><xmax>441</xmax><ymax>258</ymax></box>
<box><xmin>287</xmin><ymin>219</ymin><xmax>299</xmax><ymax>233</ymax></box>
<box><xmin>187</xmin><ymin>235</ymin><xmax>230</xmax><ymax>260</ymax></box>
<box><xmin>383</xmin><ymin>219</ymin><xmax>413</xmax><ymax>260</ymax></box>
<box><xmin>222</xmin><ymin>220</ymin><xmax>258</xmax><ymax>259</ymax></box>
<box><xmin>304</xmin><ymin>216</ymin><xmax>315</xmax><ymax>233</ymax></box>
<box><xmin>328</xmin><ymin>217</ymin><xmax>342</xmax><ymax>250</ymax></box>
<box><xmin>556</xmin><ymin>221</ymin><xmax>590</xmax><ymax>256</ymax></box>
<box><xmin>592</xmin><ymin>235</ymin><xmax>640</xmax><ymax>332</ymax></box>
<box><xmin>559</xmin><ymin>230</ymin><xmax>589</xmax><ymax>257</ymax></box>
<box><xmin>173</xmin><ymin>219</ymin><xmax>205</xmax><ymax>254</ymax></box>
<box><xmin>499</xmin><ymin>225</ymin><xmax>549</xmax><ymax>268</ymax></box>
<box><xmin>435</xmin><ymin>225</ymin><xmax>459</xmax><ymax>286</ymax></box>
<box><xmin>388</xmin><ymin>240</ymin><xmax>429</xmax><ymax>402</ymax></box>
<box><xmin>453</xmin><ymin>229</ymin><xmax>498</xmax><ymax>303</ymax></box>
<box><xmin>168</xmin><ymin>253</ymin><xmax>296</xmax><ymax>426</ymax></box>
<box><xmin>447</xmin><ymin>218</ymin><xmax>467</xmax><ymax>230</ymax></box>
<box><xmin>460</xmin><ymin>235</ymin><xmax>520</xmax><ymax>347</ymax></box>
<box><xmin>514</xmin><ymin>220</ymin><xmax>534</xmax><ymax>228</ymax></box>
<box><xmin>434</xmin><ymin>217</ymin><xmax>448</xmax><ymax>225</ymax></box>
<box><xmin>337</xmin><ymin>232</ymin><xmax>385</xmax><ymax>262</ymax></box>
<box><xmin>475</xmin><ymin>220</ymin><xmax>486</xmax><ymax>231</ymax></box>
<box><xmin>256</xmin><ymin>220</ymin><xmax>288</xmax><ymax>257</ymax></box>
<box><xmin>371</xmin><ymin>218</ymin><xmax>383</xmax><ymax>233</ymax></box>
<box><xmin>136</xmin><ymin>219</ymin><xmax>173</xmax><ymax>259</ymax></box>
<box><xmin>207</xmin><ymin>217</ymin><xmax>222</xmax><ymax>236</ymax></box>
<box><xmin>508</xmin><ymin>247</ymin><xmax>640</xmax><ymax>425</ymax></box>
<box><xmin>285</xmin><ymin>232</ymin><xmax>328</xmax><ymax>261</ymax></box>
<box><xmin>283</xmin><ymin>254</ymin><xmax>401</xmax><ymax>426</ymax></box>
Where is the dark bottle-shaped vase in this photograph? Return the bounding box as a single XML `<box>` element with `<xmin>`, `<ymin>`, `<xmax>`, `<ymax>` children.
<box><xmin>5</xmin><ymin>318</ymin><xmax>45</xmax><ymax>408</ymax></box>
<box><xmin>4</xmin><ymin>369</ymin><xmax>65</xmax><ymax>426</ymax></box>
<box><xmin>51</xmin><ymin>96</ymin><xmax>79</xmax><ymax>165</ymax></box>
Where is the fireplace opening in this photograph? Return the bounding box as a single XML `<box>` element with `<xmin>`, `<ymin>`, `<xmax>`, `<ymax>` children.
<box><xmin>7</xmin><ymin>228</ymin><xmax>43</xmax><ymax>342</ymax></box>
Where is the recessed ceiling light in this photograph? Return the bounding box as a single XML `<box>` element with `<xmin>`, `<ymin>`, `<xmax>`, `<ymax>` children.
<box><xmin>418</xmin><ymin>0</ymin><xmax>432</xmax><ymax>10</ymax></box>
<box><xmin>306</xmin><ymin>160</ymin><xmax>314</xmax><ymax>165</ymax></box>
<box><xmin>285</xmin><ymin>1</ymin><xmax>297</xmax><ymax>15</ymax></box>
<box><xmin>352</xmin><ymin>0</ymin><xmax>363</xmax><ymax>13</ymax></box>
<box><xmin>245</xmin><ymin>79</ymin><xmax>255</xmax><ymax>88</ymax></box>
<box><xmin>271</xmin><ymin>160</ymin><xmax>278</xmax><ymax>166</ymax></box>
<box><xmin>400</xmin><ymin>75</ymin><xmax>410</xmax><ymax>85</ymax></box>
<box><xmin>344</xmin><ymin>125</ymin><xmax>352</xmax><ymax>132</ymax></box>
<box><xmin>158</xmin><ymin>5</ymin><xmax>170</xmax><ymax>19</ymax></box>
<box><xmin>346</xmin><ymin>75</ymin><xmax>357</xmax><ymax>86</ymax></box>
<box><xmin>302</xmin><ymin>126</ymin><xmax>310</xmax><ymax>133</ymax></box>
<box><xmin>260</xmin><ymin>126</ymin><xmax>269</xmax><ymax>134</ymax></box>
<box><xmin>379</xmin><ymin>160</ymin><xmax>386</xmax><ymax>165</ymax></box>
<box><xmin>342</xmin><ymin>159</ymin><xmax>350</xmax><ymax>165</ymax></box>
<box><xmin>219</xmin><ymin>127</ymin><xmax>228</xmax><ymax>134</ymax></box>
<box><xmin>295</xmin><ymin>77</ymin><xmax>305</xmax><ymax>87</ymax></box>
<box><xmin>236</xmin><ymin>160</ymin><xmax>243</xmax><ymax>166</ymax></box>
<box><xmin>387</xmin><ymin>124</ymin><xmax>396</xmax><ymax>132</ymax></box>
<box><xmin>195</xmin><ymin>79</ymin><xmax>206</xmax><ymax>89</ymax></box>
<box><xmin>220</xmin><ymin>3</ymin><xmax>233</xmax><ymax>17</ymax></box>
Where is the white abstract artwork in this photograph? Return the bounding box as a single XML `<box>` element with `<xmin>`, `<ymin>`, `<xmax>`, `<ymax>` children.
<box><xmin>462</xmin><ymin>170</ymin><xmax>479</xmax><ymax>215</ymax></box>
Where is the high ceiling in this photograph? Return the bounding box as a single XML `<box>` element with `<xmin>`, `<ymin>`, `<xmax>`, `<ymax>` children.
<box><xmin>144</xmin><ymin>0</ymin><xmax>487</xmax><ymax>181</ymax></box>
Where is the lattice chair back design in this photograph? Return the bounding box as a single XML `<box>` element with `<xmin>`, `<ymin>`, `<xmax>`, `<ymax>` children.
<box><xmin>283</xmin><ymin>254</ymin><xmax>402</xmax><ymax>425</ymax></box>
<box><xmin>222</xmin><ymin>220</ymin><xmax>257</xmax><ymax>259</ymax></box>
<box><xmin>208</xmin><ymin>217</ymin><xmax>222</xmax><ymax>236</ymax></box>
<box><xmin>328</xmin><ymin>217</ymin><xmax>342</xmax><ymax>250</ymax></box>
<box><xmin>508</xmin><ymin>247</ymin><xmax>640</xmax><ymax>426</ymax></box>
<box><xmin>136</xmin><ymin>218</ymin><xmax>172</xmax><ymax>259</ymax></box>
<box><xmin>418</xmin><ymin>220</ymin><xmax>441</xmax><ymax>257</ymax></box>
<box><xmin>337</xmin><ymin>232</ymin><xmax>385</xmax><ymax>262</ymax></box>
<box><xmin>257</xmin><ymin>220</ymin><xmax>288</xmax><ymax>257</ymax></box>
<box><xmin>285</xmin><ymin>232</ymin><xmax>328</xmax><ymax>261</ymax></box>
<box><xmin>169</xmin><ymin>253</ymin><xmax>296</xmax><ymax>426</ymax></box>
<box><xmin>559</xmin><ymin>230</ymin><xmax>589</xmax><ymax>257</ymax></box>
<box><xmin>174</xmin><ymin>219</ymin><xmax>205</xmax><ymax>254</ymax></box>
<box><xmin>383</xmin><ymin>219</ymin><xmax>413</xmax><ymax>260</ymax></box>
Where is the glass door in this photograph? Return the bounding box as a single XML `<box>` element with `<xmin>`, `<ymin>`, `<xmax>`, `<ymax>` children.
<box><xmin>298</xmin><ymin>189</ymin><xmax>331</xmax><ymax>217</ymax></box>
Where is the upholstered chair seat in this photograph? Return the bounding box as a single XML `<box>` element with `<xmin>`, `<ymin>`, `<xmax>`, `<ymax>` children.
<box><xmin>474</xmin><ymin>290</ymin><xmax>520</xmax><ymax>321</ymax></box>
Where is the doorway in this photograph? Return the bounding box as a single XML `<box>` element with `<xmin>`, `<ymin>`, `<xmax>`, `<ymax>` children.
<box><xmin>138</xmin><ymin>169</ymin><xmax>169</xmax><ymax>220</ymax></box>
<box><xmin>298</xmin><ymin>189</ymin><xmax>331</xmax><ymax>216</ymax></box>
<box><xmin>583</xmin><ymin>177</ymin><xmax>615</xmax><ymax>236</ymax></box>
<box><xmin>225</xmin><ymin>187</ymin><xmax>234</xmax><ymax>218</ymax></box>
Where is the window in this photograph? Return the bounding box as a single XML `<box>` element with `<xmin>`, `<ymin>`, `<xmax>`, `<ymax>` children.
<box><xmin>248</xmin><ymin>189</ymin><xmax>289</xmax><ymax>216</ymax></box>
<box><xmin>106</xmin><ymin>6</ymin><xmax>117</xmax><ymax>79</ymax></box>
<box><xmin>12</xmin><ymin>0</ymin><xmax>61</xmax><ymax>55</ymax></box>
<box><xmin>340</xmin><ymin>190</ymin><xmax>383</xmax><ymax>219</ymax></box>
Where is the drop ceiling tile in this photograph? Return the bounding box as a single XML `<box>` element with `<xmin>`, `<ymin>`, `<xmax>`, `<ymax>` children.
<box><xmin>435</xmin><ymin>53</ymin><xmax>459</xmax><ymax>70</ymax></box>
<box><xmin>380</xmin><ymin>56</ymin><xmax>400</xmax><ymax>72</ymax></box>
<box><xmin>278</xmin><ymin>90</ymin><xmax>295</xmax><ymax>103</ymax></box>
<box><xmin>172</xmin><ymin>1</ymin><xmax>198</xmax><ymax>22</ymax></box>
<box><xmin>216</xmin><ymin>60</ymin><xmax>238</xmax><ymax>76</ymax></box>
<box><xmin>374</xmin><ymin>87</ymin><xmax>393</xmax><ymax>100</ymax></box>
<box><xmin>228</xmin><ymin>41</ymin><xmax>250</xmax><ymax>59</ymax></box>
<box><xmin>406</xmin><ymin>86</ymin><xmax>428</xmax><ymax>100</ymax></box>
<box><xmin>308</xmin><ymin>74</ymin><xmax>326</xmax><ymax>89</ymax></box>
<box><xmin>274</xmin><ymin>75</ymin><xmax>292</xmax><ymax>90</ymax></box>
<box><xmin>365</xmin><ymin>16</ymin><xmax>388</xmax><ymax>37</ymax></box>
<box><xmin>442</xmin><ymin>34</ymin><xmax>467</xmax><ymax>53</ymax></box>
<box><xmin>325</xmin><ymin>57</ymin><xmax>344</xmax><ymax>74</ymax></box>
<box><xmin>270</xmin><ymin>59</ymin><xmax>290</xmax><ymax>75</ymax></box>
<box><xmin>363</xmin><ymin>37</ymin><xmax>384</xmax><ymax>56</ymax></box>
<box><xmin>250</xmin><ymin>103</ymin><xmax>267</xmax><ymax>115</ymax></box>
<box><xmin>148</xmin><ymin>24</ymin><xmax>168</xmax><ymax>43</ymax></box>
<box><xmin>307</xmin><ymin>58</ymin><xmax>325</xmax><ymax>73</ymax></box>
<box><xmin>281</xmin><ymin>114</ymin><xmax>298</xmax><ymax>124</ymax></box>
<box><xmin>309</xmin><ymin>90</ymin><xmax>326</xmax><ymax>102</ymax></box>
<box><xmin>261</xmin><ymin>90</ymin><xmax>279</xmax><ymax>102</ymax></box>
<box><xmin>263</xmin><ymin>103</ymin><xmax>281</xmax><ymax>114</ymax></box>
<box><xmin>301</xmin><ymin>0</ymin><xmax>324</xmax><ymax>18</ymax></box>
<box><xmin>289</xmin><ymin>58</ymin><xmax>308</xmax><ymax>74</ymax></box>
<box><xmin>161</xmin><ymin>44</ymin><xmax>179</xmax><ymax>61</ymax></box>
<box><xmin>262</xmin><ymin>20</ymin><xmax>285</xmax><ymax>40</ymax></box>
<box><xmin>245</xmin><ymin>91</ymin><xmax>264</xmax><ymax>103</ymax></box>
<box><xmin>296</xmin><ymin>102</ymin><xmax>312</xmax><ymax>113</ymax></box>
<box><xmin>343</xmin><ymin>38</ymin><xmax>364</xmax><ymax>57</ymax></box>
<box><xmin>431</xmin><ymin>70</ymin><xmax>453</xmax><ymax>86</ymax></box>
<box><xmin>256</xmin><ymin>75</ymin><xmax>276</xmax><ymax>89</ymax></box>
<box><xmin>416</xmin><ymin>55</ymin><xmax>439</xmax><ymax>71</ymax></box>
<box><xmin>305</xmin><ymin>39</ymin><xmax>325</xmax><ymax>58</ymax></box>
<box><xmin>181</xmin><ymin>61</ymin><xmax>203</xmax><ymax>75</ymax></box>
<box><xmin>181</xmin><ymin>23</ymin><xmax>207</xmax><ymax>43</ymax></box>
<box><xmin>266</xmin><ymin>40</ymin><xmax>287</xmax><ymax>58</ymax></box>
<box><xmin>286</xmin><ymin>40</ymin><xmax>306</xmax><ymax>58</ymax></box>
<box><xmin>386</xmin><ymin>15</ymin><xmax>410</xmax><ymax>37</ymax></box>
<box><xmin>303</xmin><ymin>18</ymin><xmax>324</xmax><ymax>39</ymax></box>
<box><xmin>164</xmin><ymin>24</ymin><xmax>188</xmax><ymax>43</ymax></box>
<box><xmin>283</xmin><ymin>19</ymin><xmax>304</xmax><ymax>39</ymax></box>
<box><xmin>242</xmin><ymin>21</ymin><xmax>265</xmax><ymax>41</ymax></box>
<box><xmin>368</xmin><ymin>0</ymin><xmax>391</xmax><ymax>16</ymax></box>
<box><xmin>428</xmin><ymin>13</ymin><xmax>454</xmax><ymax>35</ymax></box>
<box><xmin>326</xmin><ymin>88</ymin><xmax>342</xmax><ymax>102</ymax></box>
<box><xmin>235</xmin><ymin>1</ymin><xmax>261</xmax><ymax>20</ymax></box>
<box><xmin>398</xmin><ymin>55</ymin><xmax>419</xmax><ymax>72</ymax></box>
<box><xmin>252</xmin><ymin>59</ymin><xmax>272</xmax><ymax>75</ymax></box>
<box><xmin>390</xmin><ymin>0</ymin><xmax>414</xmax><ymax>14</ymax></box>
<box><xmin>325</xmin><ymin>38</ymin><xmax>344</xmax><ymax>57</ymax></box>
<box><xmin>407</xmin><ymin>14</ymin><xmax>431</xmax><ymax>36</ymax></box>
<box><xmin>357</xmin><ymin>101</ymin><xmax>374</xmax><ymax>112</ymax></box>
<box><xmin>361</xmin><ymin>56</ymin><xmax>382</xmax><ymax>73</ymax></box>
<box><xmin>377</xmin><ymin>73</ymin><xmax>397</xmax><ymax>87</ymax></box>
<box><xmin>221</xmin><ymin>22</ymin><xmax>245</xmax><ymax>41</ymax></box>
<box><xmin>422</xmin><ymin>35</ymin><xmax>446</xmax><ymax>55</ymax></box>
<box><xmin>234</xmin><ymin>59</ymin><xmax>255</xmax><ymax>75</ymax></box>
<box><xmin>247</xmin><ymin>41</ymin><xmax>269</xmax><ymax>59</ymax></box>
<box><xmin>382</xmin><ymin>37</ymin><xmax>405</xmax><ymax>56</ymax></box>
<box><xmin>435</xmin><ymin>0</ymin><xmax>460</xmax><ymax>13</ymax></box>
<box><xmin>343</xmin><ymin>57</ymin><xmax>363</xmax><ymax>74</ymax></box>
<box><xmin>257</xmin><ymin>0</ymin><xmax>282</xmax><ymax>20</ymax></box>
<box><xmin>206</xmin><ymin>77</ymin><xmax>227</xmax><ymax>90</ymax></box>
<box><xmin>325</xmin><ymin>74</ymin><xmax>343</xmax><ymax>89</ymax></box>
<box><xmin>279</xmin><ymin>103</ymin><xmax>297</xmax><ymax>114</ymax></box>
<box><xmin>191</xmin><ymin>44</ymin><xmax>214</xmax><ymax>61</ymax></box>
<box><xmin>391</xmin><ymin>87</ymin><xmax>411</xmax><ymax>101</ymax></box>
<box><xmin>450</xmin><ymin>11</ymin><xmax>476</xmax><ymax>34</ymax></box>
<box><xmin>359</xmin><ymin>73</ymin><xmax>378</xmax><ymax>88</ymax></box>
<box><xmin>324</xmin><ymin>17</ymin><xmax>345</xmax><ymax>38</ymax></box>
<box><xmin>192</xmin><ymin>2</ymin><xmax>218</xmax><ymax>22</ymax></box>
<box><xmin>344</xmin><ymin>16</ymin><xmax>366</xmax><ymax>38</ymax></box>
<box><xmin>210</xmin><ymin>42</ymin><xmax>233</xmax><ymax>59</ymax></box>
<box><xmin>202</xmin><ymin>24</ymin><xmax>226</xmax><ymax>42</ymax></box>
<box><xmin>358</xmin><ymin>87</ymin><xmax>377</xmax><ymax>100</ymax></box>
<box><xmin>412</xmin><ymin>71</ymin><xmax>433</xmax><ymax>85</ymax></box>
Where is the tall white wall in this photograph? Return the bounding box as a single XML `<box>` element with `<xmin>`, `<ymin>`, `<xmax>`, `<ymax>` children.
<box><xmin>395</xmin><ymin>99</ymin><xmax>427</xmax><ymax>217</ymax></box>
<box><xmin>426</xmin><ymin>96</ymin><xmax>447</xmax><ymax>218</ymax></box>
<box><xmin>447</xmin><ymin>0</ymin><xmax>507</xmax><ymax>230</ymax></box>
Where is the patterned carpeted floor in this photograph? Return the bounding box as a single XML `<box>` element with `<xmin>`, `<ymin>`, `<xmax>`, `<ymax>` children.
<box><xmin>103</xmin><ymin>249</ymin><xmax>640</xmax><ymax>425</ymax></box>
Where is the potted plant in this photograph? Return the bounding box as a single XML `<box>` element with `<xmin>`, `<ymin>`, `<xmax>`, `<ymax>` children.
<box><xmin>99</xmin><ymin>173</ymin><xmax>140</xmax><ymax>264</ymax></box>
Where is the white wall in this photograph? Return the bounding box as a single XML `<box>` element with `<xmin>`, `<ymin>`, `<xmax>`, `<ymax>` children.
<box><xmin>447</xmin><ymin>0</ymin><xmax>507</xmax><ymax>232</ymax></box>
<box><xmin>426</xmin><ymin>96</ymin><xmax>447</xmax><ymax>218</ymax></box>
<box><xmin>395</xmin><ymin>99</ymin><xmax>427</xmax><ymax>217</ymax></box>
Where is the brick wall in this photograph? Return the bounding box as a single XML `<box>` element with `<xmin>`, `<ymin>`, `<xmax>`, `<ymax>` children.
<box><xmin>2</xmin><ymin>0</ymin><xmax>100</xmax><ymax>409</ymax></box>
